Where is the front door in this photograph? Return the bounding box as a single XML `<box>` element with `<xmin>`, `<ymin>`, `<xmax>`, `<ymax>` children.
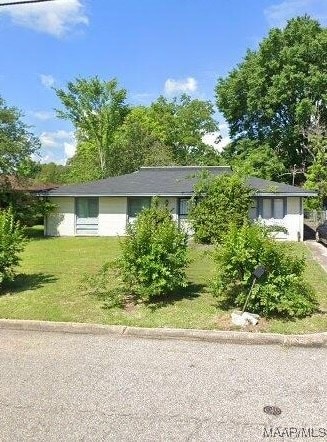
<box><xmin>75</xmin><ymin>197</ymin><xmax>99</xmax><ymax>235</ymax></box>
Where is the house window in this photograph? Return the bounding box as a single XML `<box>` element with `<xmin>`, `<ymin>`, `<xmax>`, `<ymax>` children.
<box><xmin>259</xmin><ymin>198</ymin><xmax>286</xmax><ymax>219</ymax></box>
<box><xmin>128</xmin><ymin>197</ymin><xmax>151</xmax><ymax>218</ymax></box>
<box><xmin>262</xmin><ymin>199</ymin><xmax>273</xmax><ymax>219</ymax></box>
<box><xmin>76</xmin><ymin>197</ymin><xmax>99</xmax><ymax>219</ymax></box>
<box><xmin>274</xmin><ymin>198</ymin><xmax>284</xmax><ymax>219</ymax></box>
<box><xmin>179</xmin><ymin>198</ymin><xmax>190</xmax><ymax>218</ymax></box>
<box><xmin>249</xmin><ymin>199</ymin><xmax>258</xmax><ymax>219</ymax></box>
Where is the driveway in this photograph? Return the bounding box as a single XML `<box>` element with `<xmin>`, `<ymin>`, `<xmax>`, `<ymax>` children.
<box><xmin>0</xmin><ymin>330</ymin><xmax>326</xmax><ymax>441</ymax></box>
<box><xmin>306</xmin><ymin>240</ymin><xmax>327</xmax><ymax>272</ymax></box>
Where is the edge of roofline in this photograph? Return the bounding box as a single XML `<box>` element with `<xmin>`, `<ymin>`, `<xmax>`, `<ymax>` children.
<box><xmin>45</xmin><ymin>191</ymin><xmax>317</xmax><ymax>198</ymax></box>
<box><xmin>139</xmin><ymin>165</ymin><xmax>232</xmax><ymax>169</ymax></box>
<box><xmin>255</xmin><ymin>192</ymin><xmax>317</xmax><ymax>197</ymax></box>
<box><xmin>45</xmin><ymin>192</ymin><xmax>195</xmax><ymax>197</ymax></box>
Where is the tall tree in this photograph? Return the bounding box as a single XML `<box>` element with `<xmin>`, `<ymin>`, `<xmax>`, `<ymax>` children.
<box><xmin>65</xmin><ymin>141</ymin><xmax>103</xmax><ymax>183</ymax></box>
<box><xmin>112</xmin><ymin>95</ymin><xmax>222</xmax><ymax>172</ymax></box>
<box><xmin>110</xmin><ymin>107</ymin><xmax>175</xmax><ymax>175</ymax></box>
<box><xmin>34</xmin><ymin>162</ymin><xmax>67</xmax><ymax>184</ymax></box>
<box><xmin>0</xmin><ymin>95</ymin><xmax>40</xmax><ymax>175</ymax></box>
<box><xmin>55</xmin><ymin>77</ymin><xmax>129</xmax><ymax>178</ymax></box>
<box><xmin>304</xmin><ymin>110</ymin><xmax>327</xmax><ymax>209</ymax></box>
<box><xmin>223</xmin><ymin>139</ymin><xmax>286</xmax><ymax>181</ymax></box>
<box><xmin>150</xmin><ymin>95</ymin><xmax>221</xmax><ymax>165</ymax></box>
<box><xmin>216</xmin><ymin>16</ymin><xmax>327</xmax><ymax>171</ymax></box>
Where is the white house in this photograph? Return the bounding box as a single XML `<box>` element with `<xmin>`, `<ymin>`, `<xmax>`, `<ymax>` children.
<box><xmin>44</xmin><ymin>166</ymin><xmax>316</xmax><ymax>241</ymax></box>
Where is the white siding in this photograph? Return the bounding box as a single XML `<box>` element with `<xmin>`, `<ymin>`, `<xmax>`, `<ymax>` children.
<box><xmin>98</xmin><ymin>197</ymin><xmax>128</xmax><ymax>236</ymax></box>
<box><xmin>252</xmin><ymin>197</ymin><xmax>303</xmax><ymax>241</ymax></box>
<box><xmin>284</xmin><ymin>197</ymin><xmax>303</xmax><ymax>241</ymax></box>
<box><xmin>45</xmin><ymin>197</ymin><xmax>75</xmax><ymax>236</ymax></box>
<box><xmin>45</xmin><ymin>195</ymin><xmax>304</xmax><ymax>241</ymax></box>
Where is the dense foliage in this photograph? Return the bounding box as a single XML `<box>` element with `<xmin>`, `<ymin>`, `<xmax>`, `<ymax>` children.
<box><xmin>212</xmin><ymin>223</ymin><xmax>317</xmax><ymax>317</ymax></box>
<box><xmin>304</xmin><ymin>116</ymin><xmax>327</xmax><ymax>209</ymax></box>
<box><xmin>0</xmin><ymin>209</ymin><xmax>26</xmax><ymax>286</ymax></box>
<box><xmin>34</xmin><ymin>162</ymin><xmax>67</xmax><ymax>185</ymax></box>
<box><xmin>55</xmin><ymin>77</ymin><xmax>130</xmax><ymax>179</ymax></box>
<box><xmin>0</xmin><ymin>96</ymin><xmax>40</xmax><ymax>175</ymax></box>
<box><xmin>188</xmin><ymin>172</ymin><xmax>254</xmax><ymax>244</ymax></box>
<box><xmin>222</xmin><ymin>140</ymin><xmax>286</xmax><ymax>181</ymax></box>
<box><xmin>119</xmin><ymin>199</ymin><xmax>189</xmax><ymax>302</ymax></box>
<box><xmin>55</xmin><ymin>78</ymin><xmax>221</xmax><ymax>182</ymax></box>
<box><xmin>1</xmin><ymin>191</ymin><xmax>55</xmax><ymax>227</ymax></box>
<box><xmin>216</xmin><ymin>16</ymin><xmax>327</xmax><ymax>172</ymax></box>
<box><xmin>83</xmin><ymin>199</ymin><xmax>189</xmax><ymax>305</ymax></box>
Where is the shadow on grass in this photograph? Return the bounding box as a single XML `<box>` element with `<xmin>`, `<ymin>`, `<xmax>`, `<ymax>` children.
<box><xmin>25</xmin><ymin>226</ymin><xmax>52</xmax><ymax>241</ymax></box>
<box><xmin>146</xmin><ymin>283</ymin><xmax>205</xmax><ymax>311</ymax></box>
<box><xmin>1</xmin><ymin>272</ymin><xmax>58</xmax><ymax>295</ymax></box>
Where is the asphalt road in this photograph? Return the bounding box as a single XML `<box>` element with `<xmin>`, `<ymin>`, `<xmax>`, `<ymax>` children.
<box><xmin>0</xmin><ymin>330</ymin><xmax>326</xmax><ymax>441</ymax></box>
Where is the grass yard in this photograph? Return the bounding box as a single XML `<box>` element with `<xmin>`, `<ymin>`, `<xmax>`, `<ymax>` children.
<box><xmin>0</xmin><ymin>227</ymin><xmax>326</xmax><ymax>333</ymax></box>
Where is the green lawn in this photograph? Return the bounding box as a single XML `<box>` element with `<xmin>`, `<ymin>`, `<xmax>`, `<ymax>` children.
<box><xmin>0</xmin><ymin>228</ymin><xmax>326</xmax><ymax>333</ymax></box>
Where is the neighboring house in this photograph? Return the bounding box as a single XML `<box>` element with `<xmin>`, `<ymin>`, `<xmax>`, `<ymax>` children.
<box><xmin>0</xmin><ymin>175</ymin><xmax>57</xmax><ymax>194</ymax></box>
<box><xmin>44</xmin><ymin>166</ymin><xmax>316</xmax><ymax>241</ymax></box>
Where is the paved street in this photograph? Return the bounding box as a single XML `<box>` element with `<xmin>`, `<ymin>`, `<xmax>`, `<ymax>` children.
<box><xmin>0</xmin><ymin>330</ymin><xmax>326</xmax><ymax>441</ymax></box>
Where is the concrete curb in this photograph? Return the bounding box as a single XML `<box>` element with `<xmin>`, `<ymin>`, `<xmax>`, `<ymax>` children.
<box><xmin>0</xmin><ymin>319</ymin><xmax>326</xmax><ymax>347</ymax></box>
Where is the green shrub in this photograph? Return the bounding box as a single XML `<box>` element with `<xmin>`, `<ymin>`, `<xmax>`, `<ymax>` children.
<box><xmin>82</xmin><ymin>261</ymin><xmax>125</xmax><ymax>309</ymax></box>
<box><xmin>0</xmin><ymin>190</ymin><xmax>56</xmax><ymax>227</ymax></box>
<box><xmin>188</xmin><ymin>172</ymin><xmax>254</xmax><ymax>244</ymax></box>
<box><xmin>212</xmin><ymin>223</ymin><xmax>317</xmax><ymax>317</ymax></box>
<box><xmin>0</xmin><ymin>208</ymin><xmax>26</xmax><ymax>285</ymax></box>
<box><xmin>119</xmin><ymin>198</ymin><xmax>189</xmax><ymax>302</ymax></box>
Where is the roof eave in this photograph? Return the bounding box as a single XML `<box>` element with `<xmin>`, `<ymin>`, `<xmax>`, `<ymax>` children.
<box><xmin>46</xmin><ymin>192</ymin><xmax>195</xmax><ymax>197</ymax></box>
<box><xmin>46</xmin><ymin>191</ymin><xmax>317</xmax><ymax>198</ymax></box>
<box><xmin>255</xmin><ymin>192</ymin><xmax>317</xmax><ymax>197</ymax></box>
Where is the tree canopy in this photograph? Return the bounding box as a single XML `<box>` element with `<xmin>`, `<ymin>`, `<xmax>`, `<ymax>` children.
<box><xmin>216</xmin><ymin>16</ymin><xmax>327</xmax><ymax>171</ymax></box>
<box><xmin>55</xmin><ymin>77</ymin><xmax>130</xmax><ymax>179</ymax></box>
<box><xmin>0</xmin><ymin>96</ymin><xmax>40</xmax><ymax>175</ymax></box>
<box><xmin>56</xmin><ymin>78</ymin><xmax>222</xmax><ymax>182</ymax></box>
<box><xmin>222</xmin><ymin>140</ymin><xmax>286</xmax><ymax>181</ymax></box>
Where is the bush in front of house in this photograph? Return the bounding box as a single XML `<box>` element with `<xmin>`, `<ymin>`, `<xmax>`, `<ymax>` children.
<box><xmin>118</xmin><ymin>198</ymin><xmax>189</xmax><ymax>303</ymax></box>
<box><xmin>212</xmin><ymin>222</ymin><xmax>317</xmax><ymax>318</ymax></box>
<box><xmin>0</xmin><ymin>208</ymin><xmax>26</xmax><ymax>286</ymax></box>
<box><xmin>82</xmin><ymin>261</ymin><xmax>126</xmax><ymax>309</ymax></box>
<box><xmin>0</xmin><ymin>190</ymin><xmax>56</xmax><ymax>227</ymax></box>
<box><xmin>188</xmin><ymin>172</ymin><xmax>254</xmax><ymax>244</ymax></box>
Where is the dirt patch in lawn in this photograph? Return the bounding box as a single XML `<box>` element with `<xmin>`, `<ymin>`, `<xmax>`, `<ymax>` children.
<box><xmin>214</xmin><ymin>313</ymin><xmax>270</xmax><ymax>332</ymax></box>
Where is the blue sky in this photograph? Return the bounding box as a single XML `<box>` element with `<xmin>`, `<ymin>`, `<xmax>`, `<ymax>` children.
<box><xmin>0</xmin><ymin>0</ymin><xmax>326</xmax><ymax>164</ymax></box>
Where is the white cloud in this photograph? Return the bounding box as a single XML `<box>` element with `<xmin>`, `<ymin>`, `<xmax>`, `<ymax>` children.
<box><xmin>202</xmin><ymin>131</ymin><xmax>231</xmax><ymax>153</ymax></box>
<box><xmin>164</xmin><ymin>77</ymin><xmax>198</xmax><ymax>95</ymax></box>
<box><xmin>30</xmin><ymin>110</ymin><xmax>54</xmax><ymax>121</ymax></box>
<box><xmin>40</xmin><ymin>129</ymin><xmax>72</xmax><ymax>147</ymax></box>
<box><xmin>40</xmin><ymin>74</ymin><xmax>55</xmax><ymax>88</ymax></box>
<box><xmin>264</xmin><ymin>0</ymin><xmax>327</xmax><ymax>27</ymax></box>
<box><xmin>64</xmin><ymin>141</ymin><xmax>76</xmax><ymax>158</ymax></box>
<box><xmin>202</xmin><ymin>132</ymin><xmax>220</xmax><ymax>148</ymax></box>
<box><xmin>217</xmin><ymin>136</ymin><xmax>231</xmax><ymax>151</ymax></box>
<box><xmin>40</xmin><ymin>130</ymin><xmax>76</xmax><ymax>163</ymax></box>
<box><xmin>0</xmin><ymin>0</ymin><xmax>88</xmax><ymax>37</ymax></box>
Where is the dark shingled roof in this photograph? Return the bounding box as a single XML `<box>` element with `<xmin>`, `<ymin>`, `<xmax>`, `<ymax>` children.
<box><xmin>46</xmin><ymin>166</ymin><xmax>316</xmax><ymax>197</ymax></box>
<box><xmin>245</xmin><ymin>176</ymin><xmax>316</xmax><ymax>196</ymax></box>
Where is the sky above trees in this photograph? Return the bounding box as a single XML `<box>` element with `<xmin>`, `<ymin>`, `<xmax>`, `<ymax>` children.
<box><xmin>0</xmin><ymin>0</ymin><xmax>326</xmax><ymax>164</ymax></box>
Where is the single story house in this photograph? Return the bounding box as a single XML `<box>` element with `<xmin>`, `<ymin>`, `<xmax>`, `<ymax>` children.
<box><xmin>44</xmin><ymin>166</ymin><xmax>316</xmax><ymax>241</ymax></box>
